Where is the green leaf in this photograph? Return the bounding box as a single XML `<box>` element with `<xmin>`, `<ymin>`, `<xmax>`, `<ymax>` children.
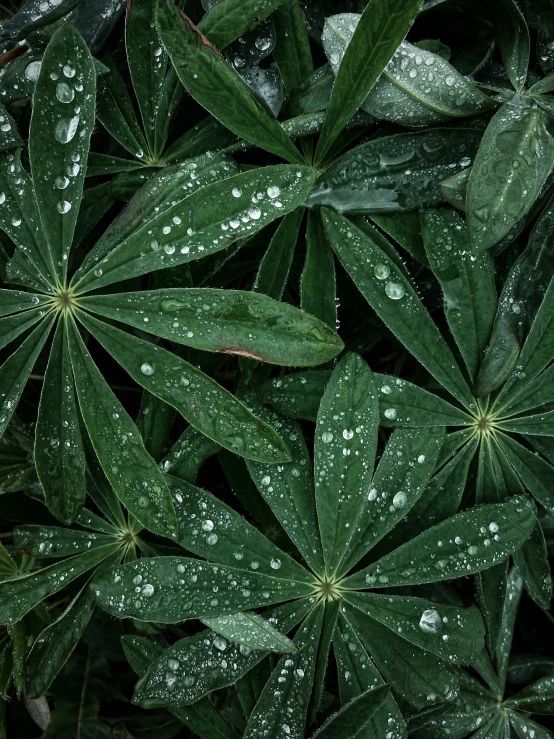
<box><xmin>322</xmin><ymin>209</ymin><xmax>475</xmax><ymax>408</ymax></box>
<box><xmin>308</xmin><ymin>128</ymin><xmax>481</xmax><ymax>214</ymax></box>
<box><xmin>370</xmin><ymin>212</ymin><xmax>427</xmax><ymax>264</ymax></box>
<box><xmin>13</xmin><ymin>525</ymin><xmax>113</xmax><ymax>558</ymax></box>
<box><xmin>337</xmin><ymin>427</ymin><xmax>445</xmax><ymax>577</ymax></box>
<box><xmin>467</xmin><ymin>102</ymin><xmax>554</xmax><ymax>251</ymax></box>
<box><xmin>253</xmin><ymin>209</ymin><xmax>301</xmax><ymax>300</ymax></box>
<box><xmin>513</xmin><ymin>522</ymin><xmax>552</xmax><ymax>609</ymax></box>
<box><xmin>0</xmin><ymin>316</ymin><xmax>54</xmax><ymax>439</ymax></box>
<box><xmin>161</xmin><ymin>425</ymin><xmax>220</xmax><ymax>483</ymax></box>
<box><xmin>0</xmin><ymin>102</ymin><xmax>22</xmax><ymax>152</ymax></box>
<box><xmin>261</xmin><ymin>370</ymin><xmax>330</xmax><ymax>421</ymax></box>
<box><xmin>315</xmin><ymin>0</ymin><xmax>421</xmax><ymax>162</ymax></box>
<box><xmin>197</xmin><ymin>0</ymin><xmax>285</xmax><ymax>51</ymax></box>
<box><xmin>0</xmin><ymin>308</ymin><xmax>48</xmax><ymax>352</ymax></box>
<box><xmin>440</xmin><ymin>167</ymin><xmax>470</xmax><ymax>210</ymax></box>
<box><xmin>421</xmin><ymin>208</ymin><xmax>496</xmax><ymax>381</ymax></box>
<box><xmin>78</xmin><ymin>313</ymin><xmax>291</xmax><ymax>463</ymax></box>
<box><xmin>95</xmin><ymin>56</ymin><xmax>148</xmax><ymax>159</ymax></box>
<box><xmin>125</xmin><ymin>0</ymin><xmax>169</xmax><ymax>156</ymax></box>
<box><xmin>163</xmin><ymin>117</ymin><xmax>238</xmax><ymax>163</ymax></box>
<box><xmin>344</xmin><ymin>495</ymin><xmax>537</xmax><ymax>589</ymax></box>
<box><xmin>34</xmin><ymin>319</ymin><xmax>86</xmax><ymax>525</ymax></box>
<box><xmin>476</xmin><ymin>560</ymin><xmax>509</xmax><ymax>655</ymax></box>
<box><xmin>78</xmin><ymin>153</ymin><xmax>239</xmax><ymax>278</ymax></box>
<box><xmin>244</xmin><ymin>398</ymin><xmax>324</xmax><ymax>574</ymax></box>
<box><xmin>343</xmin><ymin>604</ymin><xmax>459</xmax><ymax>709</ymax></box>
<box><xmin>301</xmin><ymin>210</ymin><xmax>337</xmax><ymax>328</ymax></box>
<box><xmin>315</xmin><ymin>353</ymin><xmax>378</xmax><ymax>574</ymax></box>
<box><xmin>495</xmin><ymin>276</ymin><xmax>554</xmax><ymax>412</ymax></box>
<box><xmin>505</xmin><ymin>676</ymin><xmax>554</xmax><ymax>714</ymax></box>
<box><xmin>168</xmin><ymin>474</ymin><xmax>311</xmax><ymax>582</ymax></box>
<box><xmin>122</xmin><ymin>635</ymin><xmax>239</xmax><ymax>739</ymax></box>
<box><xmin>137</xmin><ymin>390</ymin><xmax>176</xmax><ymax>462</ymax></box>
<box><xmin>374</xmin><ymin>375</ymin><xmax>472</xmax><ymax>428</ymax></box>
<box><xmin>29</xmin><ymin>24</ymin><xmax>96</xmax><ymax>283</ymax></box>
<box><xmin>0</xmin><ymin>0</ymin><xmax>83</xmax><ymax>43</ymax></box>
<box><xmin>156</xmin><ymin>0</ymin><xmax>304</xmax><ymax>165</ymax></box>
<box><xmin>323</xmin><ymin>18</ymin><xmax>492</xmax><ymax>127</ymax></box>
<box><xmin>311</xmin><ymin>685</ymin><xmax>390</xmax><ymax>739</ymax></box>
<box><xmin>202</xmin><ymin>611</ymin><xmax>296</xmax><ymax>652</ymax></box>
<box><xmin>72</xmin><ymin>165</ymin><xmax>315</xmax><ymax>292</ymax></box>
<box><xmin>509</xmin><ymin>713</ymin><xmax>554</xmax><ymax>739</ymax></box>
<box><xmin>0</xmin><ymin>290</ymin><xmax>48</xmax><ymax>318</ymax></box>
<box><xmin>273</xmin><ymin>0</ymin><xmax>313</xmax><ymax>93</ymax></box>
<box><xmin>80</xmin><ymin>286</ymin><xmax>343</xmax><ymax>366</ymax></box>
<box><xmin>66</xmin><ymin>319</ymin><xmax>178</xmax><ymax>539</ymax></box>
<box><xmin>0</xmin><ymin>151</ymin><xmax>56</xmax><ymax>289</ymax></box>
<box><xmin>486</xmin><ymin>0</ymin><xmax>530</xmax><ymax>90</ymax></box>
<box><xmin>243</xmin><ymin>604</ymin><xmax>323</xmax><ymax>739</ymax></box>
<box><xmin>0</xmin><ymin>544</ymin><xmax>118</xmax><ymax>624</ymax></box>
<box><xmin>345</xmin><ymin>591</ymin><xmax>484</xmax><ymax>664</ymax></box>
<box><xmin>333</xmin><ymin>613</ymin><xmax>406</xmax><ymax>739</ymax></box>
<box><xmin>495</xmin><ymin>434</ymin><xmax>554</xmax><ymax>514</ymax></box>
<box><xmin>133</xmin><ymin>599</ymin><xmax>311</xmax><ymax>707</ymax></box>
<box><xmin>25</xmin><ymin>588</ymin><xmax>95</xmax><ymax>698</ymax></box>
<box><xmin>92</xmin><ymin>556</ymin><xmax>312</xmax><ymax>622</ymax></box>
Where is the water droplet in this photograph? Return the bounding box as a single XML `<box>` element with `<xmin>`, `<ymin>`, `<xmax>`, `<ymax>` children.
<box><xmin>393</xmin><ymin>491</ymin><xmax>407</xmax><ymax>508</ymax></box>
<box><xmin>141</xmin><ymin>363</ymin><xmax>154</xmax><ymax>376</ymax></box>
<box><xmin>270</xmin><ymin>559</ymin><xmax>281</xmax><ymax>570</ymax></box>
<box><xmin>214</xmin><ymin>636</ymin><xmax>227</xmax><ymax>651</ymax></box>
<box><xmin>24</xmin><ymin>61</ymin><xmax>41</xmax><ymax>81</ymax></box>
<box><xmin>0</xmin><ymin>193</ymin><xmax>5</xmax><ymax>205</ymax></box>
<box><xmin>248</xmin><ymin>206</ymin><xmax>262</xmax><ymax>220</ymax></box>
<box><xmin>55</xmin><ymin>175</ymin><xmax>69</xmax><ymax>189</ymax></box>
<box><xmin>417</xmin><ymin>455</ymin><xmax>426</xmax><ymax>463</ymax></box>
<box><xmin>322</xmin><ymin>431</ymin><xmax>333</xmax><ymax>444</ymax></box>
<box><xmin>385</xmin><ymin>282</ymin><xmax>405</xmax><ymax>300</ymax></box>
<box><xmin>56</xmin><ymin>200</ymin><xmax>71</xmax><ymax>214</ymax></box>
<box><xmin>384</xmin><ymin>408</ymin><xmax>397</xmax><ymax>420</ymax></box>
<box><xmin>63</xmin><ymin>64</ymin><xmax>75</xmax><ymax>78</ymax></box>
<box><xmin>202</xmin><ymin>520</ymin><xmax>214</xmax><ymax>531</ymax></box>
<box><xmin>489</xmin><ymin>522</ymin><xmax>500</xmax><ymax>533</ymax></box>
<box><xmin>142</xmin><ymin>583</ymin><xmax>155</xmax><ymax>597</ymax></box>
<box><xmin>261</xmin><ymin>475</ymin><xmax>271</xmax><ymax>486</ymax></box>
<box><xmin>232</xmin><ymin>187</ymin><xmax>242</xmax><ymax>198</ymax></box>
<box><xmin>138</xmin><ymin>495</ymin><xmax>149</xmax><ymax>507</ymax></box>
<box><xmin>167</xmin><ymin>658</ymin><xmax>180</xmax><ymax>671</ymax></box>
<box><xmin>132</xmin><ymin>574</ymin><xmax>143</xmax><ymax>585</ymax></box>
<box><xmin>206</xmin><ymin>533</ymin><xmax>218</xmax><ymax>545</ymax></box>
<box><xmin>56</xmin><ymin>81</ymin><xmax>74</xmax><ymax>103</ymax></box>
<box><xmin>164</xmin><ymin>244</ymin><xmax>175</xmax><ymax>255</ymax></box>
<box><xmin>342</xmin><ymin>429</ymin><xmax>354</xmax><ymax>440</ymax></box>
<box><xmin>380</xmin><ymin>385</ymin><xmax>391</xmax><ymax>394</ymax></box>
<box><xmin>468</xmin><ymin>545</ymin><xmax>479</xmax><ymax>555</ymax></box>
<box><xmin>267</xmin><ymin>185</ymin><xmax>281</xmax><ymax>198</ymax></box>
<box><xmin>419</xmin><ymin>609</ymin><xmax>442</xmax><ymax>633</ymax></box>
<box><xmin>374</xmin><ymin>263</ymin><xmax>390</xmax><ymax>280</ymax></box>
<box><xmin>54</xmin><ymin>116</ymin><xmax>79</xmax><ymax>144</ymax></box>
<box><xmin>93</xmin><ymin>268</ymin><xmax>102</xmax><ymax>278</ymax></box>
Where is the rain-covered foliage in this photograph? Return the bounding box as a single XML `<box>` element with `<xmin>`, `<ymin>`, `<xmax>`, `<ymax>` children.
<box><xmin>0</xmin><ymin>0</ymin><xmax>554</xmax><ymax>736</ymax></box>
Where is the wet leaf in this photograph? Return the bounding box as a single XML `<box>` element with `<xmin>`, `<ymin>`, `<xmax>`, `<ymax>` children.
<box><xmin>487</xmin><ymin>0</ymin><xmax>530</xmax><ymax>91</ymax></box>
<box><xmin>301</xmin><ymin>210</ymin><xmax>337</xmax><ymax>328</ymax></box>
<box><xmin>311</xmin><ymin>684</ymin><xmax>390</xmax><ymax>739</ymax></box>
<box><xmin>253</xmin><ymin>208</ymin><xmax>301</xmax><ymax>300</ymax></box>
<box><xmin>198</xmin><ymin>0</ymin><xmax>284</xmax><ymax>51</ymax></box>
<box><xmin>202</xmin><ymin>611</ymin><xmax>296</xmax><ymax>652</ymax></box>
<box><xmin>513</xmin><ymin>522</ymin><xmax>552</xmax><ymax>609</ymax></box>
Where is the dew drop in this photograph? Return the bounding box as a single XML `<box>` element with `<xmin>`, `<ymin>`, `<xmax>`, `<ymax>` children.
<box><xmin>385</xmin><ymin>282</ymin><xmax>405</xmax><ymax>300</ymax></box>
<box><xmin>321</xmin><ymin>431</ymin><xmax>333</xmax><ymax>444</ymax></box>
<box><xmin>270</xmin><ymin>559</ymin><xmax>281</xmax><ymax>570</ymax></box>
<box><xmin>392</xmin><ymin>491</ymin><xmax>407</xmax><ymax>508</ymax></box>
<box><xmin>56</xmin><ymin>81</ymin><xmax>74</xmax><ymax>103</ymax></box>
<box><xmin>140</xmin><ymin>363</ymin><xmax>154</xmax><ymax>376</ymax></box>
<box><xmin>56</xmin><ymin>200</ymin><xmax>71</xmax><ymax>214</ymax></box>
<box><xmin>54</xmin><ymin>115</ymin><xmax>79</xmax><ymax>144</ymax></box>
<box><xmin>24</xmin><ymin>61</ymin><xmax>42</xmax><ymax>81</ymax></box>
<box><xmin>384</xmin><ymin>408</ymin><xmax>397</xmax><ymax>420</ymax></box>
<box><xmin>374</xmin><ymin>263</ymin><xmax>390</xmax><ymax>280</ymax></box>
<box><xmin>419</xmin><ymin>609</ymin><xmax>442</xmax><ymax>633</ymax></box>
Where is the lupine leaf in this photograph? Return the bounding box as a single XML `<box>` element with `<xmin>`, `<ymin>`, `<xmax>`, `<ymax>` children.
<box><xmin>13</xmin><ymin>525</ymin><xmax>113</xmax><ymax>558</ymax></box>
<box><xmin>301</xmin><ymin>210</ymin><xmax>337</xmax><ymax>328</ymax></box>
<box><xmin>467</xmin><ymin>102</ymin><xmax>554</xmax><ymax>251</ymax></box>
<box><xmin>315</xmin><ymin>0</ymin><xmax>421</xmax><ymax>162</ymax></box>
<box><xmin>495</xmin><ymin>434</ymin><xmax>554</xmax><ymax>514</ymax></box>
<box><xmin>322</xmin><ymin>209</ymin><xmax>475</xmax><ymax>408</ymax></box>
<box><xmin>72</xmin><ymin>165</ymin><xmax>316</xmax><ymax>292</ymax></box>
<box><xmin>311</xmin><ymin>684</ymin><xmax>390</xmax><ymax>739</ymax></box>
<box><xmin>29</xmin><ymin>24</ymin><xmax>96</xmax><ymax>282</ymax></box>
<box><xmin>253</xmin><ymin>209</ymin><xmax>301</xmax><ymax>300</ymax></box>
<box><xmin>80</xmin><ymin>287</ymin><xmax>342</xmax><ymax>366</ymax></box>
<box><xmin>202</xmin><ymin>611</ymin><xmax>296</xmax><ymax>652</ymax></box>
<box><xmin>91</xmin><ymin>556</ymin><xmax>313</xmax><ymax>622</ymax></box>
<box><xmin>487</xmin><ymin>0</ymin><xmax>530</xmax><ymax>91</ymax></box>
<box><xmin>156</xmin><ymin>0</ymin><xmax>304</xmax><ymax>165</ymax></box>
<box><xmin>315</xmin><ymin>353</ymin><xmax>378</xmax><ymax>574</ymax></box>
<box><xmin>34</xmin><ymin>319</ymin><xmax>86</xmax><ymax>525</ymax></box>
<box><xmin>273</xmin><ymin>0</ymin><xmax>313</xmax><ymax>93</ymax></box>
<box><xmin>344</xmin><ymin>496</ymin><xmax>537</xmax><ymax>589</ymax></box>
<box><xmin>132</xmin><ymin>599</ymin><xmax>312</xmax><ymax>707</ymax></box>
<box><xmin>197</xmin><ymin>0</ymin><xmax>285</xmax><ymax>51</ymax></box>
<box><xmin>67</xmin><ymin>319</ymin><xmax>178</xmax><ymax>540</ymax></box>
<box><xmin>513</xmin><ymin>522</ymin><xmax>553</xmax><ymax>609</ymax></box>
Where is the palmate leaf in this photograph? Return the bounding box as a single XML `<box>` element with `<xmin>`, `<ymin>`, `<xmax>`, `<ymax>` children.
<box><xmin>0</xmin><ymin>316</ymin><xmax>55</xmax><ymax>438</ymax></box>
<box><xmin>421</xmin><ymin>208</ymin><xmax>496</xmax><ymax>382</ymax></box>
<box><xmin>29</xmin><ymin>23</ymin><xmax>96</xmax><ymax>283</ymax></box>
<box><xmin>466</xmin><ymin>101</ymin><xmax>554</xmax><ymax>251</ymax></box>
<box><xmin>344</xmin><ymin>495</ymin><xmax>536</xmax><ymax>589</ymax></box>
<box><xmin>66</xmin><ymin>318</ymin><xmax>179</xmax><ymax>539</ymax></box>
<box><xmin>71</xmin><ymin>165</ymin><xmax>315</xmax><ymax>292</ymax></box>
<box><xmin>132</xmin><ymin>599</ymin><xmax>311</xmax><ymax>708</ymax></box>
<box><xmin>0</xmin><ymin>543</ymin><xmax>119</xmax><ymax>625</ymax></box>
<box><xmin>202</xmin><ymin>611</ymin><xmax>296</xmax><ymax>652</ymax></box>
<box><xmin>156</xmin><ymin>0</ymin><xmax>304</xmax><ymax>165</ymax></box>
<box><xmin>273</xmin><ymin>0</ymin><xmax>313</xmax><ymax>93</ymax></box>
<box><xmin>243</xmin><ymin>604</ymin><xmax>323</xmax><ymax>739</ymax></box>
<box><xmin>253</xmin><ymin>209</ymin><xmax>301</xmax><ymax>300</ymax></box>
<box><xmin>197</xmin><ymin>0</ymin><xmax>285</xmax><ymax>51</ymax></box>
<box><xmin>322</xmin><ymin>209</ymin><xmax>474</xmax><ymax>408</ymax></box>
<box><xmin>302</xmin><ymin>210</ymin><xmax>337</xmax><ymax>328</ymax></box>
<box><xmin>78</xmin><ymin>287</ymin><xmax>343</xmax><ymax>366</ymax></box>
<box><xmin>34</xmin><ymin>318</ymin><xmax>86</xmax><ymax>525</ymax></box>
<box><xmin>13</xmin><ymin>525</ymin><xmax>114</xmax><ymax>558</ymax></box>
<box><xmin>307</xmin><ymin>128</ymin><xmax>481</xmax><ymax>214</ymax></box>
<box><xmin>323</xmin><ymin>16</ymin><xmax>493</xmax><ymax>128</ymax></box>
<box><xmin>0</xmin><ymin>309</ymin><xmax>49</xmax><ymax>352</ymax></box>
<box><xmin>122</xmin><ymin>635</ymin><xmax>239</xmax><ymax>739</ymax></box>
<box><xmin>512</xmin><ymin>522</ymin><xmax>553</xmax><ymax>608</ymax></box>
<box><xmin>314</xmin><ymin>353</ymin><xmax>378</xmax><ymax>575</ymax></box>
<box><xmin>311</xmin><ymin>684</ymin><xmax>390</xmax><ymax>739</ymax></box>
<box><xmin>76</xmin><ymin>312</ymin><xmax>292</xmax><ymax>463</ymax></box>
<box><xmin>91</xmin><ymin>556</ymin><xmax>313</xmax><ymax>622</ymax></box>
<box><xmin>314</xmin><ymin>0</ymin><xmax>421</xmax><ymax>162</ymax></box>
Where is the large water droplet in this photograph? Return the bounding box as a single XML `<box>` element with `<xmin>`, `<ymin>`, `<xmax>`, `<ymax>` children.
<box><xmin>141</xmin><ymin>363</ymin><xmax>154</xmax><ymax>376</ymax></box>
<box><xmin>374</xmin><ymin>263</ymin><xmax>390</xmax><ymax>280</ymax></box>
<box><xmin>56</xmin><ymin>82</ymin><xmax>74</xmax><ymax>103</ymax></box>
<box><xmin>419</xmin><ymin>609</ymin><xmax>442</xmax><ymax>633</ymax></box>
<box><xmin>385</xmin><ymin>282</ymin><xmax>405</xmax><ymax>300</ymax></box>
<box><xmin>321</xmin><ymin>431</ymin><xmax>333</xmax><ymax>444</ymax></box>
<box><xmin>54</xmin><ymin>116</ymin><xmax>79</xmax><ymax>144</ymax></box>
<box><xmin>24</xmin><ymin>61</ymin><xmax>41</xmax><ymax>81</ymax></box>
<box><xmin>392</xmin><ymin>491</ymin><xmax>407</xmax><ymax>508</ymax></box>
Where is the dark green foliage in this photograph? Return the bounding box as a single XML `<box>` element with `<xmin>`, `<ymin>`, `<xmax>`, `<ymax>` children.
<box><xmin>0</xmin><ymin>0</ymin><xmax>554</xmax><ymax>737</ymax></box>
